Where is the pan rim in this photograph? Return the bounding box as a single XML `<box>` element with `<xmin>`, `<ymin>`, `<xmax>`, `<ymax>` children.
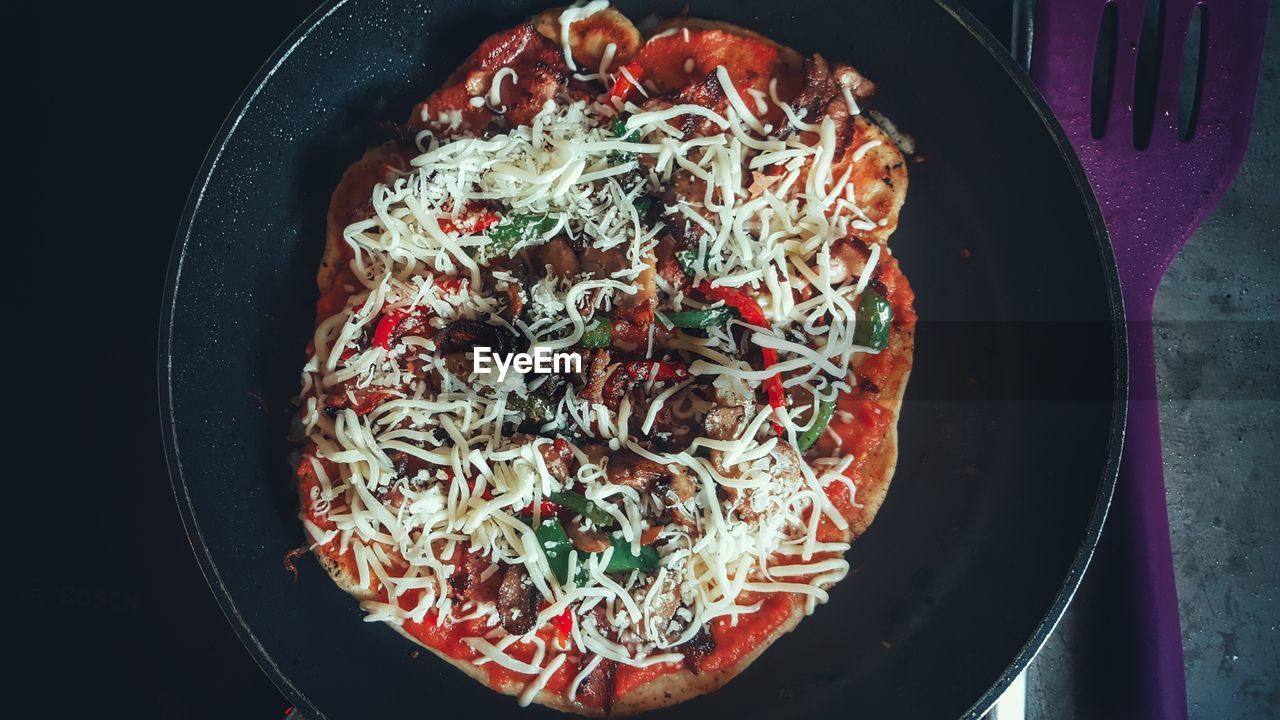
<box><xmin>158</xmin><ymin>1</ymin><xmax>353</xmax><ymax>716</ymax></box>
<box><xmin>157</xmin><ymin>1</ymin><xmax>1127</xmax><ymax>718</ymax></box>
<box><xmin>925</xmin><ymin>2</ymin><xmax>1127</xmax><ymax>717</ymax></box>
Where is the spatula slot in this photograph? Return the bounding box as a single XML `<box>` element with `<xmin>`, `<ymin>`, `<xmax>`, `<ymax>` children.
<box><xmin>1177</xmin><ymin>4</ymin><xmax>1207</xmax><ymax>142</ymax></box>
<box><xmin>1132</xmin><ymin>0</ymin><xmax>1167</xmax><ymax>150</ymax></box>
<box><xmin>1090</xmin><ymin>2</ymin><xmax>1120</xmax><ymax>139</ymax></box>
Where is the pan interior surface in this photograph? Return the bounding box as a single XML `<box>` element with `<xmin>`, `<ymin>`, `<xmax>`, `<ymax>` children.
<box><xmin>161</xmin><ymin>1</ymin><xmax>1122</xmax><ymax>718</ymax></box>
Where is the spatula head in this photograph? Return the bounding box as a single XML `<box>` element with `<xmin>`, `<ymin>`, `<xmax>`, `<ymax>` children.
<box><xmin>1029</xmin><ymin>0</ymin><xmax>1267</xmax><ymax>308</ymax></box>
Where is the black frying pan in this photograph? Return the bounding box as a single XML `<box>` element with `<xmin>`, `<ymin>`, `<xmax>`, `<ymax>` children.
<box><xmin>160</xmin><ymin>1</ymin><xmax>1126</xmax><ymax>717</ymax></box>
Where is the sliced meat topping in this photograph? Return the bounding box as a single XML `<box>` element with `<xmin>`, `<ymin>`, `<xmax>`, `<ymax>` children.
<box><xmin>565</xmin><ymin>521</ymin><xmax>612</xmax><ymax>554</ymax></box>
<box><xmin>535</xmin><ymin>236</ymin><xmax>580</xmax><ymax>279</ymax></box>
<box><xmin>575</xmin><ymin>656</ymin><xmax>617</xmax><ymax>713</ymax></box>
<box><xmin>784</xmin><ymin>54</ymin><xmax>834</xmax><ymax>133</ymax></box>
<box><xmin>448</xmin><ymin>551</ymin><xmax>502</xmax><ymax>605</ymax></box>
<box><xmin>679</xmin><ymin>626</ymin><xmax>718</xmax><ymax>674</ymax></box>
<box><xmin>497</xmin><ymin>564</ymin><xmax>542</xmax><ymax>635</ymax></box>
<box><xmin>605</xmin><ymin>451</ymin><xmax>670</xmax><ymax>490</ymax></box>
<box><xmin>704</xmin><ymin>405</ymin><xmax>746</xmax><ymax>442</ymax></box>
<box><xmin>633</xmin><ymin>560</ymin><xmax>683</xmax><ymax>642</ymax></box>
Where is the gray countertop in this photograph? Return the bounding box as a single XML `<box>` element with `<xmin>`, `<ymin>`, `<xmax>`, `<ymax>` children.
<box><xmin>1023</xmin><ymin>6</ymin><xmax>1280</xmax><ymax>719</ymax></box>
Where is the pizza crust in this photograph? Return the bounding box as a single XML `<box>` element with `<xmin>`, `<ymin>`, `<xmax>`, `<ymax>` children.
<box><xmin>845</xmin><ymin>327</ymin><xmax>914</xmax><ymax>539</ymax></box>
<box><xmin>319</xmin><ymin>142</ymin><xmax>407</xmax><ymax>293</ymax></box>
<box><xmin>651</xmin><ymin>16</ymin><xmax>806</xmax><ymax>69</ymax></box>
<box><xmin>531</xmin><ymin>7</ymin><xmax>642</xmax><ymax>69</ymax></box>
<box><xmin>311</xmin><ymin>539</ymin><xmax>809</xmax><ymax>716</ymax></box>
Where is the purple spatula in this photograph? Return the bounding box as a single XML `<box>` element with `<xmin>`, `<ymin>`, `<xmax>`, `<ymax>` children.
<box><xmin>1025</xmin><ymin>1</ymin><xmax>1268</xmax><ymax>718</ymax></box>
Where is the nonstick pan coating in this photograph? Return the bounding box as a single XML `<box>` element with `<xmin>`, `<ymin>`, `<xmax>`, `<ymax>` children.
<box><xmin>161</xmin><ymin>1</ymin><xmax>1126</xmax><ymax>717</ymax></box>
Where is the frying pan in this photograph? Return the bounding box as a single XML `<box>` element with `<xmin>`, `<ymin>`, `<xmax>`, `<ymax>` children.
<box><xmin>160</xmin><ymin>0</ymin><xmax>1126</xmax><ymax>717</ymax></box>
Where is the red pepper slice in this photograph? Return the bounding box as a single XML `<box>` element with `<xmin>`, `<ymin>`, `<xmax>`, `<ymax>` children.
<box><xmin>520</xmin><ymin>499</ymin><xmax>560</xmax><ymax>517</ymax></box>
<box><xmin>371</xmin><ymin>309</ymin><xmax>415</xmax><ymax>349</ymax></box>
<box><xmin>607</xmin><ymin>62</ymin><xmax>646</xmax><ymax>103</ymax></box>
<box><xmin>760</xmin><ymin>347</ymin><xmax>786</xmax><ymax>417</ymax></box>
<box><xmin>437</xmin><ymin>202</ymin><xmax>500</xmax><ymax>235</ymax></box>
<box><xmin>602</xmin><ymin>360</ymin><xmax>691</xmax><ymax>410</ymax></box>
<box><xmin>697</xmin><ymin>282</ymin><xmax>768</xmax><ymax>326</ymax></box>
<box><xmin>323</xmin><ymin>384</ymin><xmax>397</xmax><ymax>417</ymax></box>
<box><xmin>696</xmin><ymin>282</ymin><xmax>786</xmax><ymax>434</ymax></box>
<box><xmin>362</xmin><ymin>278</ymin><xmax>463</xmax><ymax>351</ymax></box>
<box><xmin>550</xmin><ymin>606</ymin><xmax>573</xmax><ymax>644</ymax></box>
<box><xmin>553</xmin><ymin>437</ymin><xmax>573</xmax><ymax>466</ymax></box>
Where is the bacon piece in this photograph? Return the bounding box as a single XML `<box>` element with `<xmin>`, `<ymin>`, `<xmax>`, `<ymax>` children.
<box><xmin>782</xmin><ymin>54</ymin><xmax>834</xmax><ymax>135</ymax></box>
<box><xmin>540</xmin><ymin>438</ymin><xmax>572</xmax><ymax>483</ymax></box>
<box><xmin>437</xmin><ymin>319</ymin><xmax>521</xmax><ymax>358</ymax></box>
<box><xmin>606</xmin><ymin>451</ymin><xmax>696</xmax><ymax>515</ymax></box>
<box><xmin>535</xmin><ymin>236</ymin><xmax>580</xmax><ymax>279</ymax></box>
<box><xmin>580</xmin><ymin>245</ymin><xmax>656</xmax><ymax>318</ymax></box>
<box><xmin>605</xmin><ymin>451</ymin><xmax>668</xmax><ymax>490</ymax></box>
<box><xmin>601</xmin><ymin>360</ymin><xmax>689</xmax><ymax>411</ymax></box>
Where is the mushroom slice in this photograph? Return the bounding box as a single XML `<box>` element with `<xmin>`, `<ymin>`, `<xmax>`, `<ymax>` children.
<box><xmin>564</xmin><ymin>521</ymin><xmax>612</xmax><ymax>554</ymax></box>
<box><xmin>497</xmin><ymin>564</ymin><xmax>542</xmax><ymax>635</ymax></box>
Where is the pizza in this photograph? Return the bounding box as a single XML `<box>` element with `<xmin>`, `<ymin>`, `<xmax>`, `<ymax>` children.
<box><xmin>293</xmin><ymin>2</ymin><xmax>915</xmax><ymax>714</ymax></box>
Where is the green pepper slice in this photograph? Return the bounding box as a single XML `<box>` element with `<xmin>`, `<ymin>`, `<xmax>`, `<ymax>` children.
<box><xmin>482</xmin><ymin>212</ymin><xmax>558</xmax><ymax>259</ymax></box>
<box><xmin>547</xmin><ymin>490</ymin><xmax>615</xmax><ymax>526</ymax></box>
<box><xmin>609</xmin><ymin>117</ymin><xmax>641</xmax><ymax>163</ymax></box>
<box><xmin>535</xmin><ymin>517</ymin><xmax>576</xmax><ymax>585</ymax></box>
<box><xmin>797</xmin><ymin>398</ymin><xmax>837</xmax><ymax>452</ymax></box>
<box><xmin>534</xmin><ymin>518</ymin><xmax>657</xmax><ymax>585</ymax></box>
<box><xmin>580</xmin><ymin>317</ymin><xmax>612</xmax><ymax>348</ymax></box>
<box><xmin>676</xmin><ymin>248</ymin><xmax>708</xmax><ymax>278</ymax></box>
<box><xmin>609</xmin><ymin>117</ymin><xmax>640</xmax><ymax>142</ymax></box>
<box><xmin>603</xmin><ymin>535</ymin><xmax>659</xmax><ymax>573</ymax></box>
<box><xmin>852</xmin><ymin>290</ymin><xmax>892</xmax><ymax>350</ymax></box>
<box><xmin>661</xmin><ymin>306</ymin><xmax>736</xmax><ymax>328</ymax></box>
<box><xmin>510</xmin><ymin>393</ymin><xmax>555</xmax><ymax>424</ymax></box>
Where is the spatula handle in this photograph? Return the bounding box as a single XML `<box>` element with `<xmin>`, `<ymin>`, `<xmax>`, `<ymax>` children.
<box><xmin>1111</xmin><ymin>313</ymin><xmax>1189</xmax><ymax>720</ymax></box>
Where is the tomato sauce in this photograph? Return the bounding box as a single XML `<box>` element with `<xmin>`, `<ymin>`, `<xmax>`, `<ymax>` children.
<box><xmin>408</xmin><ymin>24</ymin><xmax>595</xmax><ymax>137</ymax></box>
<box><xmin>700</xmin><ymin>593</ymin><xmax>799</xmax><ymax>673</ymax></box>
<box><xmin>376</xmin><ymin>567</ymin><xmax>798</xmax><ymax>706</ymax></box>
<box><xmin>295</xmin><ymin>448</ymin><xmax>338</xmax><ymax>531</ymax></box>
<box><xmin>612</xmin><ymin>592</ymin><xmax>799</xmax><ymax>699</ymax></box>
<box><xmin>398</xmin><ymin>590</ymin><xmax>579</xmax><ymax>698</ymax></box>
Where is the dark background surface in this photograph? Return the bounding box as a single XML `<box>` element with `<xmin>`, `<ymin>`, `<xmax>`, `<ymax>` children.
<box><xmin>24</xmin><ymin>1</ymin><xmax>1276</xmax><ymax>718</ymax></box>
